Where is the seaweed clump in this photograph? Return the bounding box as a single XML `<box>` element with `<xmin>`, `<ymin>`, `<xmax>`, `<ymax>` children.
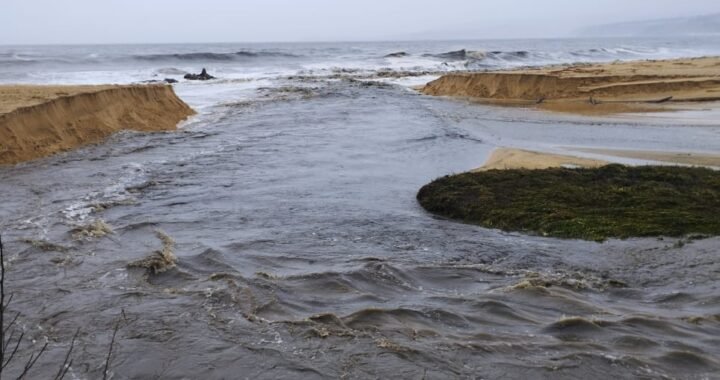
<box><xmin>417</xmin><ymin>164</ymin><xmax>720</xmax><ymax>241</ymax></box>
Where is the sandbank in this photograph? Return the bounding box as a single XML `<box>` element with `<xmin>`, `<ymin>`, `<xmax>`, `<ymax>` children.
<box><xmin>479</xmin><ymin>147</ymin><xmax>720</xmax><ymax>171</ymax></box>
<box><xmin>477</xmin><ymin>148</ymin><xmax>608</xmax><ymax>171</ymax></box>
<box><xmin>422</xmin><ymin>57</ymin><xmax>720</xmax><ymax>114</ymax></box>
<box><xmin>573</xmin><ymin>148</ymin><xmax>720</xmax><ymax>168</ymax></box>
<box><xmin>0</xmin><ymin>85</ymin><xmax>194</xmax><ymax>165</ymax></box>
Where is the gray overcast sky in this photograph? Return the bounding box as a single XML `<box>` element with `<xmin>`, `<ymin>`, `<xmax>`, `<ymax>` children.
<box><xmin>2</xmin><ymin>0</ymin><xmax>719</xmax><ymax>44</ymax></box>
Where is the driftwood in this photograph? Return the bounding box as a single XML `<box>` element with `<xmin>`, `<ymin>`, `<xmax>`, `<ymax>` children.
<box><xmin>647</xmin><ymin>96</ymin><xmax>673</xmax><ymax>104</ymax></box>
<box><xmin>588</xmin><ymin>95</ymin><xmax>674</xmax><ymax>105</ymax></box>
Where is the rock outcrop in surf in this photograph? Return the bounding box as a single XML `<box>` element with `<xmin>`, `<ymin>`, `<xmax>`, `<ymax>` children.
<box><xmin>184</xmin><ymin>68</ymin><xmax>215</xmax><ymax>81</ymax></box>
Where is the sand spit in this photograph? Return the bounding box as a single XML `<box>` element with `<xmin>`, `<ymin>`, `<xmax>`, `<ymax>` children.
<box><xmin>477</xmin><ymin>148</ymin><xmax>608</xmax><ymax>171</ymax></box>
<box><xmin>479</xmin><ymin>147</ymin><xmax>720</xmax><ymax>171</ymax></box>
<box><xmin>422</xmin><ymin>57</ymin><xmax>720</xmax><ymax>114</ymax></box>
<box><xmin>574</xmin><ymin>148</ymin><xmax>720</xmax><ymax>168</ymax></box>
<box><xmin>0</xmin><ymin>85</ymin><xmax>195</xmax><ymax>165</ymax></box>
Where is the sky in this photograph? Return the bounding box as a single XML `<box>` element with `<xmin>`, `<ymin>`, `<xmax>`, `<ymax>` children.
<box><xmin>2</xmin><ymin>0</ymin><xmax>720</xmax><ymax>44</ymax></box>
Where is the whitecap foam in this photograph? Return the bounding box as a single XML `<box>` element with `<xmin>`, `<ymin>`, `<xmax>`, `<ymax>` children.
<box><xmin>62</xmin><ymin>162</ymin><xmax>149</xmax><ymax>222</ymax></box>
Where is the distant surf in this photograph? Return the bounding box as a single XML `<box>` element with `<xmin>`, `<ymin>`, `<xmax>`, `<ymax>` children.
<box><xmin>1</xmin><ymin>37</ymin><xmax>718</xmax><ymax>86</ymax></box>
<box><xmin>133</xmin><ymin>50</ymin><xmax>300</xmax><ymax>62</ymax></box>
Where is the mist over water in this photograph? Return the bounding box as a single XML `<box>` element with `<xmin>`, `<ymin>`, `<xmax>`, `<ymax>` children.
<box><xmin>1</xmin><ymin>38</ymin><xmax>720</xmax><ymax>379</ymax></box>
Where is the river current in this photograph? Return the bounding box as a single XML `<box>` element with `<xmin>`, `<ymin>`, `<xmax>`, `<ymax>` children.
<box><xmin>1</xmin><ymin>39</ymin><xmax>720</xmax><ymax>379</ymax></box>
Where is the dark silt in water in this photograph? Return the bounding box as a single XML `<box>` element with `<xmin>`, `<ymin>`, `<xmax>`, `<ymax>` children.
<box><xmin>2</xmin><ymin>78</ymin><xmax>720</xmax><ymax>379</ymax></box>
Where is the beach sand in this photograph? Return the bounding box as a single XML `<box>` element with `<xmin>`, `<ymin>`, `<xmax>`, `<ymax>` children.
<box><xmin>422</xmin><ymin>57</ymin><xmax>720</xmax><ymax>114</ymax></box>
<box><xmin>477</xmin><ymin>148</ymin><xmax>608</xmax><ymax>171</ymax></box>
<box><xmin>479</xmin><ymin>147</ymin><xmax>720</xmax><ymax>171</ymax></box>
<box><xmin>573</xmin><ymin>148</ymin><xmax>720</xmax><ymax>167</ymax></box>
<box><xmin>0</xmin><ymin>85</ymin><xmax>194</xmax><ymax>165</ymax></box>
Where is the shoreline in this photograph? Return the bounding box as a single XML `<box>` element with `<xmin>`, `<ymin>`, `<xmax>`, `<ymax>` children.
<box><xmin>422</xmin><ymin>56</ymin><xmax>720</xmax><ymax>115</ymax></box>
<box><xmin>477</xmin><ymin>148</ymin><xmax>608</xmax><ymax>171</ymax></box>
<box><xmin>0</xmin><ymin>84</ymin><xmax>195</xmax><ymax>165</ymax></box>
<box><xmin>479</xmin><ymin>147</ymin><xmax>720</xmax><ymax>171</ymax></box>
<box><xmin>572</xmin><ymin>147</ymin><xmax>720</xmax><ymax>168</ymax></box>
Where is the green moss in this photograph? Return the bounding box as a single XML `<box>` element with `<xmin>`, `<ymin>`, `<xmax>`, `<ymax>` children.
<box><xmin>417</xmin><ymin>164</ymin><xmax>720</xmax><ymax>241</ymax></box>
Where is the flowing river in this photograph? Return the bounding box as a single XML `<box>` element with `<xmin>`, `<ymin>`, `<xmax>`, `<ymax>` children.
<box><xmin>1</xmin><ymin>39</ymin><xmax>720</xmax><ymax>379</ymax></box>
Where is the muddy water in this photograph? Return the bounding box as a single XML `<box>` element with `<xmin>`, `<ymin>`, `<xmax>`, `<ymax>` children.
<box><xmin>1</xmin><ymin>80</ymin><xmax>720</xmax><ymax>379</ymax></box>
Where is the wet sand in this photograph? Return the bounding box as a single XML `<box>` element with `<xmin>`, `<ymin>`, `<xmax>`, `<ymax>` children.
<box><xmin>422</xmin><ymin>56</ymin><xmax>720</xmax><ymax>114</ymax></box>
<box><xmin>0</xmin><ymin>85</ymin><xmax>194</xmax><ymax>165</ymax></box>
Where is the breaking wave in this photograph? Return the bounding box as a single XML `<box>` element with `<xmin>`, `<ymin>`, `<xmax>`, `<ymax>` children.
<box><xmin>133</xmin><ymin>50</ymin><xmax>300</xmax><ymax>62</ymax></box>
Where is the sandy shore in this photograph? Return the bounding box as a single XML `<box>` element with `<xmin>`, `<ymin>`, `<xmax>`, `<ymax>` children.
<box><xmin>477</xmin><ymin>148</ymin><xmax>608</xmax><ymax>170</ymax></box>
<box><xmin>479</xmin><ymin>147</ymin><xmax>720</xmax><ymax>171</ymax></box>
<box><xmin>423</xmin><ymin>57</ymin><xmax>720</xmax><ymax>114</ymax></box>
<box><xmin>0</xmin><ymin>85</ymin><xmax>116</xmax><ymax>114</ymax></box>
<box><xmin>0</xmin><ymin>85</ymin><xmax>194</xmax><ymax>165</ymax></box>
<box><xmin>573</xmin><ymin>148</ymin><xmax>720</xmax><ymax>167</ymax></box>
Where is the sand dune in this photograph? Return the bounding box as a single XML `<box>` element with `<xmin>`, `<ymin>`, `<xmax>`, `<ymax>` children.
<box><xmin>0</xmin><ymin>85</ymin><xmax>194</xmax><ymax>165</ymax></box>
<box><xmin>422</xmin><ymin>57</ymin><xmax>720</xmax><ymax>114</ymax></box>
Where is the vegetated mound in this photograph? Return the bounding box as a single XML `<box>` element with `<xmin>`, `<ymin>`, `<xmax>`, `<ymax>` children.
<box><xmin>417</xmin><ymin>164</ymin><xmax>720</xmax><ymax>241</ymax></box>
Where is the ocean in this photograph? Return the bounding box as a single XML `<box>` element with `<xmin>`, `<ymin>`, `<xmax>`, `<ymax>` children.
<box><xmin>3</xmin><ymin>36</ymin><xmax>720</xmax><ymax>86</ymax></box>
<box><xmin>1</xmin><ymin>37</ymin><xmax>720</xmax><ymax>379</ymax></box>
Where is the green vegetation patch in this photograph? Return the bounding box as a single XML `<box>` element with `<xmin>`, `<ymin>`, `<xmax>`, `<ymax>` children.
<box><xmin>417</xmin><ymin>164</ymin><xmax>720</xmax><ymax>241</ymax></box>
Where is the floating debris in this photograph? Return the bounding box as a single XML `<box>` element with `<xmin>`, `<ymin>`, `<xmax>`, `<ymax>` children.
<box><xmin>128</xmin><ymin>230</ymin><xmax>177</xmax><ymax>274</ymax></box>
<box><xmin>71</xmin><ymin>219</ymin><xmax>114</xmax><ymax>240</ymax></box>
<box><xmin>21</xmin><ymin>238</ymin><xmax>70</xmax><ymax>252</ymax></box>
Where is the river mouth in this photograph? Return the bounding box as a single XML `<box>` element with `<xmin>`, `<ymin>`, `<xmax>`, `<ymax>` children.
<box><xmin>1</xmin><ymin>79</ymin><xmax>720</xmax><ymax>379</ymax></box>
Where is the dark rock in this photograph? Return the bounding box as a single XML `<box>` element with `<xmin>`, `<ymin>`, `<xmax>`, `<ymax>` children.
<box><xmin>184</xmin><ymin>68</ymin><xmax>216</xmax><ymax>81</ymax></box>
<box><xmin>384</xmin><ymin>51</ymin><xmax>408</xmax><ymax>58</ymax></box>
<box><xmin>164</xmin><ymin>78</ymin><xmax>178</xmax><ymax>84</ymax></box>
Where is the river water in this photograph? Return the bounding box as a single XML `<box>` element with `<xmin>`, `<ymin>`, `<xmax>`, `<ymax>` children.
<box><xmin>1</xmin><ymin>39</ymin><xmax>720</xmax><ymax>379</ymax></box>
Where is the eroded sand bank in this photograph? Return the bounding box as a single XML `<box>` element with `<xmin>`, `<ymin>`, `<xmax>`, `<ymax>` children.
<box><xmin>423</xmin><ymin>57</ymin><xmax>720</xmax><ymax>114</ymax></box>
<box><xmin>0</xmin><ymin>85</ymin><xmax>195</xmax><ymax>165</ymax></box>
